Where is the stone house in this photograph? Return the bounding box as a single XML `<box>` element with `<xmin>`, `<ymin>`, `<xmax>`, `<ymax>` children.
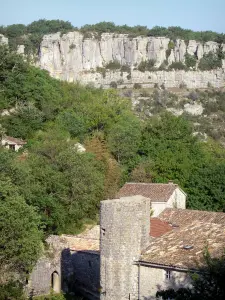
<box><xmin>1</xmin><ymin>135</ymin><xmax>26</xmax><ymax>151</ymax></box>
<box><xmin>28</xmin><ymin>183</ymin><xmax>225</xmax><ymax>300</ymax></box>
<box><xmin>116</xmin><ymin>182</ymin><xmax>186</xmax><ymax>216</ymax></box>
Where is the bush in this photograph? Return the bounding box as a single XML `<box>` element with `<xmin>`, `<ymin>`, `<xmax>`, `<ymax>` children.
<box><xmin>179</xmin><ymin>82</ymin><xmax>187</xmax><ymax>89</ymax></box>
<box><xmin>105</xmin><ymin>60</ymin><xmax>121</xmax><ymax>70</ymax></box>
<box><xmin>121</xmin><ymin>64</ymin><xmax>131</xmax><ymax>73</ymax></box>
<box><xmin>127</xmin><ymin>73</ymin><xmax>131</xmax><ymax>80</ymax></box>
<box><xmin>133</xmin><ymin>83</ymin><xmax>142</xmax><ymax>89</ymax></box>
<box><xmin>110</xmin><ymin>81</ymin><xmax>117</xmax><ymax>88</ymax></box>
<box><xmin>185</xmin><ymin>53</ymin><xmax>197</xmax><ymax>69</ymax></box>
<box><xmin>187</xmin><ymin>91</ymin><xmax>199</xmax><ymax>101</ymax></box>
<box><xmin>138</xmin><ymin>59</ymin><xmax>156</xmax><ymax>72</ymax></box>
<box><xmin>198</xmin><ymin>51</ymin><xmax>222</xmax><ymax>71</ymax></box>
<box><xmin>96</xmin><ymin>67</ymin><xmax>106</xmax><ymax>78</ymax></box>
<box><xmin>69</xmin><ymin>43</ymin><xmax>76</xmax><ymax>50</ymax></box>
<box><xmin>168</xmin><ymin>61</ymin><xmax>187</xmax><ymax>70</ymax></box>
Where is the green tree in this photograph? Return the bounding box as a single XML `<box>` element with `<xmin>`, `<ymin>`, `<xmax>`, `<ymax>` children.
<box><xmin>0</xmin><ymin>175</ymin><xmax>42</xmax><ymax>275</ymax></box>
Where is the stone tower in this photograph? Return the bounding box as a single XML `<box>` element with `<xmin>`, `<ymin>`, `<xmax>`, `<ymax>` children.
<box><xmin>100</xmin><ymin>195</ymin><xmax>150</xmax><ymax>300</ymax></box>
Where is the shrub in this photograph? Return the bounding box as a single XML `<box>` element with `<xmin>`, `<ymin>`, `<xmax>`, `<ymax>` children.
<box><xmin>179</xmin><ymin>82</ymin><xmax>187</xmax><ymax>89</ymax></box>
<box><xmin>69</xmin><ymin>43</ymin><xmax>76</xmax><ymax>50</ymax></box>
<box><xmin>127</xmin><ymin>73</ymin><xmax>131</xmax><ymax>80</ymax></box>
<box><xmin>133</xmin><ymin>83</ymin><xmax>142</xmax><ymax>89</ymax></box>
<box><xmin>198</xmin><ymin>51</ymin><xmax>222</xmax><ymax>71</ymax></box>
<box><xmin>121</xmin><ymin>64</ymin><xmax>131</xmax><ymax>73</ymax></box>
<box><xmin>110</xmin><ymin>81</ymin><xmax>117</xmax><ymax>88</ymax></box>
<box><xmin>117</xmin><ymin>79</ymin><xmax>124</xmax><ymax>85</ymax></box>
<box><xmin>185</xmin><ymin>53</ymin><xmax>197</xmax><ymax>69</ymax></box>
<box><xmin>188</xmin><ymin>91</ymin><xmax>199</xmax><ymax>101</ymax></box>
<box><xmin>96</xmin><ymin>67</ymin><xmax>106</xmax><ymax>78</ymax></box>
<box><xmin>138</xmin><ymin>59</ymin><xmax>156</xmax><ymax>72</ymax></box>
<box><xmin>105</xmin><ymin>60</ymin><xmax>121</xmax><ymax>70</ymax></box>
<box><xmin>168</xmin><ymin>61</ymin><xmax>187</xmax><ymax>70</ymax></box>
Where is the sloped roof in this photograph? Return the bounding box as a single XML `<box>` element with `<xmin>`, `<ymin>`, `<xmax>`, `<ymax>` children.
<box><xmin>150</xmin><ymin>218</ymin><xmax>173</xmax><ymax>237</ymax></box>
<box><xmin>116</xmin><ymin>182</ymin><xmax>179</xmax><ymax>202</ymax></box>
<box><xmin>3</xmin><ymin>135</ymin><xmax>26</xmax><ymax>145</ymax></box>
<box><xmin>141</xmin><ymin>209</ymin><xmax>225</xmax><ymax>269</ymax></box>
<box><xmin>159</xmin><ymin>208</ymin><xmax>225</xmax><ymax>226</ymax></box>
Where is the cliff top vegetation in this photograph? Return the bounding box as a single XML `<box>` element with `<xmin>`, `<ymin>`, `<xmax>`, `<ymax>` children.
<box><xmin>1</xmin><ymin>19</ymin><xmax>225</xmax><ymax>54</ymax></box>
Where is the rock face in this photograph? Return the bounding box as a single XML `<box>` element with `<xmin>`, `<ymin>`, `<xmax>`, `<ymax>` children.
<box><xmin>0</xmin><ymin>34</ymin><xmax>8</xmax><ymax>45</ymax></box>
<box><xmin>1</xmin><ymin>32</ymin><xmax>225</xmax><ymax>88</ymax></box>
<box><xmin>37</xmin><ymin>32</ymin><xmax>225</xmax><ymax>88</ymax></box>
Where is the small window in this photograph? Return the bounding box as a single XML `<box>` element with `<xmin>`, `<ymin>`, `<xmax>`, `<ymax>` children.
<box><xmin>165</xmin><ymin>270</ymin><xmax>171</xmax><ymax>280</ymax></box>
<box><xmin>9</xmin><ymin>144</ymin><xmax>15</xmax><ymax>151</ymax></box>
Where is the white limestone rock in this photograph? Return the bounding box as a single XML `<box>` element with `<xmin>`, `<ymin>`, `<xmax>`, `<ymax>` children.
<box><xmin>0</xmin><ymin>34</ymin><xmax>8</xmax><ymax>45</ymax></box>
<box><xmin>184</xmin><ymin>103</ymin><xmax>203</xmax><ymax>116</ymax></box>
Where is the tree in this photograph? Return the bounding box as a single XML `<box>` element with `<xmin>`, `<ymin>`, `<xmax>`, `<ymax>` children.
<box><xmin>0</xmin><ymin>176</ymin><xmax>42</xmax><ymax>277</ymax></box>
<box><xmin>107</xmin><ymin>114</ymin><xmax>142</xmax><ymax>165</ymax></box>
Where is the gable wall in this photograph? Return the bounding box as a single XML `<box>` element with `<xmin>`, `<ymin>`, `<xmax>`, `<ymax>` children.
<box><xmin>139</xmin><ymin>265</ymin><xmax>191</xmax><ymax>299</ymax></box>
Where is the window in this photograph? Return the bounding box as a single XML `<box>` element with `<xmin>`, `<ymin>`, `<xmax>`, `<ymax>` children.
<box><xmin>165</xmin><ymin>270</ymin><xmax>171</xmax><ymax>280</ymax></box>
<box><xmin>9</xmin><ymin>144</ymin><xmax>15</xmax><ymax>151</ymax></box>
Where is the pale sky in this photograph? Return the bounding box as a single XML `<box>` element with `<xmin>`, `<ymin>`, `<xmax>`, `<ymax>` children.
<box><xmin>0</xmin><ymin>0</ymin><xmax>224</xmax><ymax>33</ymax></box>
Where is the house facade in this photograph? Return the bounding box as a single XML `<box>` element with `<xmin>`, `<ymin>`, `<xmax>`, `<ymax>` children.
<box><xmin>28</xmin><ymin>183</ymin><xmax>225</xmax><ymax>300</ymax></box>
<box><xmin>1</xmin><ymin>135</ymin><xmax>26</xmax><ymax>151</ymax></box>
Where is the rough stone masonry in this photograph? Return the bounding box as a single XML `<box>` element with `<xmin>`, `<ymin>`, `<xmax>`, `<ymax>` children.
<box><xmin>100</xmin><ymin>195</ymin><xmax>150</xmax><ymax>300</ymax></box>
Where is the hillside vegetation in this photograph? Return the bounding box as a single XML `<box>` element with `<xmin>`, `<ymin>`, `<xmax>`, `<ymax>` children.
<box><xmin>1</xmin><ymin>19</ymin><xmax>225</xmax><ymax>55</ymax></box>
<box><xmin>1</xmin><ymin>45</ymin><xmax>225</xmax><ymax>296</ymax></box>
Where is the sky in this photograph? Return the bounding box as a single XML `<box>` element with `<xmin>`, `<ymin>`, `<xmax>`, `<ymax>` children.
<box><xmin>0</xmin><ymin>0</ymin><xmax>225</xmax><ymax>33</ymax></box>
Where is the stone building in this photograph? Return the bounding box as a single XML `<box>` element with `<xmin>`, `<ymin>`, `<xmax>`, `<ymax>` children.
<box><xmin>1</xmin><ymin>135</ymin><xmax>27</xmax><ymax>151</ymax></box>
<box><xmin>116</xmin><ymin>182</ymin><xmax>186</xmax><ymax>216</ymax></box>
<box><xmin>28</xmin><ymin>183</ymin><xmax>225</xmax><ymax>300</ymax></box>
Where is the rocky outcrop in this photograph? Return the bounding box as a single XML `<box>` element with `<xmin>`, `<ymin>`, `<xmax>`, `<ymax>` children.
<box><xmin>37</xmin><ymin>32</ymin><xmax>225</xmax><ymax>88</ymax></box>
<box><xmin>1</xmin><ymin>31</ymin><xmax>225</xmax><ymax>88</ymax></box>
<box><xmin>0</xmin><ymin>34</ymin><xmax>8</xmax><ymax>45</ymax></box>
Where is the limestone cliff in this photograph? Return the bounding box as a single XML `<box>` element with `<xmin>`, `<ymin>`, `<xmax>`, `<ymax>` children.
<box><xmin>2</xmin><ymin>31</ymin><xmax>225</xmax><ymax>88</ymax></box>
<box><xmin>37</xmin><ymin>32</ymin><xmax>225</xmax><ymax>88</ymax></box>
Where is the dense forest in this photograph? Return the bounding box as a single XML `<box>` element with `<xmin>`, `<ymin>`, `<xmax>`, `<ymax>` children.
<box><xmin>1</xmin><ymin>19</ymin><xmax>225</xmax><ymax>54</ymax></box>
<box><xmin>1</xmin><ymin>41</ymin><xmax>225</xmax><ymax>298</ymax></box>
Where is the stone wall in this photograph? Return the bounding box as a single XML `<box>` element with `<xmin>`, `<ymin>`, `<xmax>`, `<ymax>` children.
<box><xmin>100</xmin><ymin>196</ymin><xmax>151</xmax><ymax>300</ymax></box>
<box><xmin>139</xmin><ymin>265</ymin><xmax>191</xmax><ymax>300</ymax></box>
<box><xmin>63</xmin><ymin>250</ymin><xmax>100</xmax><ymax>300</ymax></box>
<box><xmin>27</xmin><ymin>235</ymin><xmax>100</xmax><ymax>299</ymax></box>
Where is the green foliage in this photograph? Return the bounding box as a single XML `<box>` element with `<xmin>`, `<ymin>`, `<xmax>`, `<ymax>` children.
<box><xmin>96</xmin><ymin>67</ymin><xmax>106</xmax><ymax>78</ymax></box>
<box><xmin>105</xmin><ymin>60</ymin><xmax>121</xmax><ymax>70</ymax></box>
<box><xmin>120</xmin><ymin>64</ymin><xmax>131</xmax><ymax>73</ymax></box>
<box><xmin>110</xmin><ymin>81</ymin><xmax>117</xmax><ymax>88</ymax></box>
<box><xmin>168</xmin><ymin>61</ymin><xmax>187</xmax><ymax>70</ymax></box>
<box><xmin>198</xmin><ymin>51</ymin><xmax>222</xmax><ymax>71</ymax></box>
<box><xmin>138</xmin><ymin>59</ymin><xmax>156</xmax><ymax>72</ymax></box>
<box><xmin>0</xmin><ymin>281</ymin><xmax>24</xmax><ymax>300</ymax></box>
<box><xmin>133</xmin><ymin>83</ymin><xmax>142</xmax><ymax>89</ymax></box>
<box><xmin>0</xmin><ymin>168</ymin><xmax>42</xmax><ymax>274</ymax></box>
<box><xmin>185</xmin><ymin>53</ymin><xmax>197</xmax><ymax>69</ymax></box>
<box><xmin>107</xmin><ymin>114</ymin><xmax>142</xmax><ymax>165</ymax></box>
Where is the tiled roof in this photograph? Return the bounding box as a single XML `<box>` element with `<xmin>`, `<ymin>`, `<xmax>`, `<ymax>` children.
<box><xmin>159</xmin><ymin>208</ymin><xmax>225</xmax><ymax>226</ymax></box>
<box><xmin>141</xmin><ymin>209</ymin><xmax>225</xmax><ymax>269</ymax></box>
<box><xmin>4</xmin><ymin>135</ymin><xmax>26</xmax><ymax>145</ymax></box>
<box><xmin>116</xmin><ymin>182</ymin><xmax>179</xmax><ymax>202</ymax></box>
<box><xmin>150</xmin><ymin>218</ymin><xmax>173</xmax><ymax>237</ymax></box>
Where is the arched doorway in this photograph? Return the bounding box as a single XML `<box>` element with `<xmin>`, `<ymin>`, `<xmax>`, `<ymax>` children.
<box><xmin>51</xmin><ymin>271</ymin><xmax>60</xmax><ymax>293</ymax></box>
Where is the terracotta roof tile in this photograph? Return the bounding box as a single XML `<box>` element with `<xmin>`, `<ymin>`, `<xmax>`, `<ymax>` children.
<box><xmin>116</xmin><ymin>182</ymin><xmax>178</xmax><ymax>202</ymax></box>
<box><xmin>150</xmin><ymin>218</ymin><xmax>173</xmax><ymax>237</ymax></box>
<box><xmin>142</xmin><ymin>209</ymin><xmax>225</xmax><ymax>269</ymax></box>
